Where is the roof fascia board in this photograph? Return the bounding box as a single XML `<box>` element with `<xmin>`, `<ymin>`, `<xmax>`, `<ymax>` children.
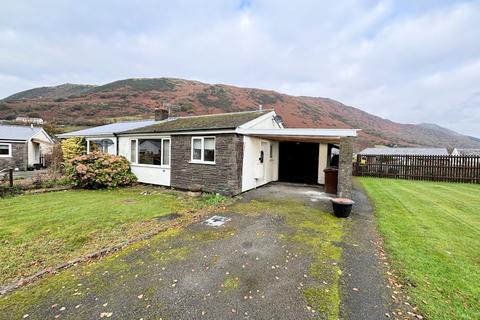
<box><xmin>236</xmin><ymin>128</ymin><xmax>359</xmax><ymax>137</ymax></box>
<box><xmin>120</xmin><ymin>129</ymin><xmax>237</xmax><ymax>136</ymax></box>
<box><xmin>0</xmin><ymin>139</ymin><xmax>27</xmax><ymax>143</ymax></box>
<box><xmin>58</xmin><ymin>133</ymin><xmax>116</xmax><ymax>138</ymax></box>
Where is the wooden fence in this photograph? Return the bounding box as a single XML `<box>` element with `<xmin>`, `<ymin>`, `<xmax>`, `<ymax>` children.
<box><xmin>353</xmin><ymin>154</ymin><xmax>480</xmax><ymax>183</ymax></box>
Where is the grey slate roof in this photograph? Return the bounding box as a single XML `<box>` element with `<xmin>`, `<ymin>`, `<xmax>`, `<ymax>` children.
<box><xmin>0</xmin><ymin>124</ymin><xmax>43</xmax><ymax>141</ymax></box>
<box><xmin>454</xmin><ymin>148</ymin><xmax>480</xmax><ymax>156</ymax></box>
<box><xmin>359</xmin><ymin>147</ymin><xmax>449</xmax><ymax>156</ymax></box>
<box><xmin>123</xmin><ymin>110</ymin><xmax>271</xmax><ymax>134</ymax></box>
<box><xmin>57</xmin><ymin>120</ymin><xmax>156</xmax><ymax>138</ymax></box>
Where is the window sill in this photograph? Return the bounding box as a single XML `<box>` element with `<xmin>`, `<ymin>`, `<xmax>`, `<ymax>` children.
<box><xmin>0</xmin><ymin>155</ymin><xmax>12</xmax><ymax>158</ymax></box>
<box><xmin>189</xmin><ymin>160</ymin><xmax>216</xmax><ymax>165</ymax></box>
<box><xmin>131</xmin><ymin>163</ymin><xmax>171</xmax><ymax>169</ymax></box>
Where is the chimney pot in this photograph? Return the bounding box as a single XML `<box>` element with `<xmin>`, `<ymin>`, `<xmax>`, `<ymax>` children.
<box><xmin>155</xmin><ymin>108</ymin><xmax>169</xmax><ymax>121</ymax></box>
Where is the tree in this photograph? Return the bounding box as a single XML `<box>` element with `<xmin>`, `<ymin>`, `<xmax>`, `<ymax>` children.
<box><xmin>61</xmin><ymin>137</ymin><xmax>86</xmax><ymax>162</ymax></box>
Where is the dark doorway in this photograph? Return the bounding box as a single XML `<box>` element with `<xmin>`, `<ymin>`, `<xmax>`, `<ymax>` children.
<box><xmin>278</xmin><ymin>141</ymin><xmax>319</xmax><ymax>184</ymax></box>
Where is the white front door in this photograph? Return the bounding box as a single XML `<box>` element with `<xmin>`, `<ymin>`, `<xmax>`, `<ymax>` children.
<box><xmin>256</xmin><ymin>141</ymin><xmax>268</xmax><ymax>184</ymax></box>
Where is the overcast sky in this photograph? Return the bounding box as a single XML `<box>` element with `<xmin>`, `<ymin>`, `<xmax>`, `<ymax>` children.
<box><xmin>1</xmin><ymin>0</ymin><xmax>479</xmax><ymax>136</ymax></box>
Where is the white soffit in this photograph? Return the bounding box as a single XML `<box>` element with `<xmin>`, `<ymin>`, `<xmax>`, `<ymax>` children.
<box><xmin>236</xmin><ymin>128</ymin><xmax>359</xmax><ymax>137</ymax></box>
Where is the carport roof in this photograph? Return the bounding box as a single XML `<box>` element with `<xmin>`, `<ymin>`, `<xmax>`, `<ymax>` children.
<box><xmin>237</xmin><ymin>128</ymin><xmax>358</xmax><ymax>143</ymax></box>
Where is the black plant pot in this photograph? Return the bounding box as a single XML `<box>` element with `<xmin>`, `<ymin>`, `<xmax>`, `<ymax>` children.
<box><xmin>331</xmin><ymin>198</ymin><xmax>355</xmax><ymax>218</ymax></box>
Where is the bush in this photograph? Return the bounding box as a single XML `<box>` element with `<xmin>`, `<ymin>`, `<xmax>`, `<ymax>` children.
<box><xmin>66</xmin><ymin>152</ymin><xmax>137</xmax><ymax>189</ymax></box>
<box><xmin>46</xmin><ymin>143</ymin><xmax>64</xmax><ymax>172</ymax></box>
<box><xmin>61</xmin><ymin>137</ymin><xmax>86</xmax><ymax>162</ymax></box>
<box><xmin>0</xmin><ymin>185</ymin><xmax>22</xmax><ymax>198</ymax></box>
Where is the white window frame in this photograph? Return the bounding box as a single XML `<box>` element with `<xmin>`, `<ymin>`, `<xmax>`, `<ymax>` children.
<box><xmin>87</xmin><ymin>138</ymin><xmax>115</xmax><ymax>154</ymax></box>
<box><xmin>130</xmin><ymin>139</ymin><xmax>138</xmax><ymax>163</ymax></box>
<box><xmin>190</xmin><ymin>136</ymin><xmax>216</xmax><ymax>164</ymax></box>
<box><xmin>134</xmin><ymin>138</ymin><xmax>171</xmax><ymax>168</ymax></box>
<box><xmin>161</xmin><ymin>138</ymin><xmax>171</xmax><ymax>167</ymax></box>
<box><xmin>0</xmin><ymin>143</ymin><xmax>12</xmax><ymax>158</ymax></box>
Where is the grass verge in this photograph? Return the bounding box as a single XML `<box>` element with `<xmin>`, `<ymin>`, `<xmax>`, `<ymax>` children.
<box><xmin>0</xmin><ymin>185</ymin><xmax>215</xmax><ymax>284</ymax></box>
<box><xmin>358</xmin><ymin>178</ymin><xmax>480</xmax><ymax>320</ymax></box>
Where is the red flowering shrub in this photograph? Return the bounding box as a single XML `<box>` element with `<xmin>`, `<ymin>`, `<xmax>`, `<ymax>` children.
<box><xmin>66</xmin><ymin>152</ymin><xmax>137</xmax><ymax>189</ymax></box>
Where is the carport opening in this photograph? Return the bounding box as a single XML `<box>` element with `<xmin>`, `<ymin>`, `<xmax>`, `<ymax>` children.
<box><xmin>278</xmin><ymin>141</ymin><xmax>319</xmax><ymax>184</ymax></box>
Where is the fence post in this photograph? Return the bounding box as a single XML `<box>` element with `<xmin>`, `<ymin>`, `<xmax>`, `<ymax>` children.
<box><xmin>9</xmin><ymin>168</ymin><xmax>14</xmax><ymax>188</ymax></box>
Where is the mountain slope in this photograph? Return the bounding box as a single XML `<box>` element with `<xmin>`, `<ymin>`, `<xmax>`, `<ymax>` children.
<box><xmin>2</xmin><ymin>83</ymin><xmax>95</xmax><ymax>101</ymax></box>
<box><xmin>1</xmin><ymin>78</ymin><xmax>479</xmax><ymax>150</ymax></box>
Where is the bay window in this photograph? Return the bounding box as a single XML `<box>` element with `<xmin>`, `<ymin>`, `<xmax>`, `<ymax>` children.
<box><xmin>191</xmin><ymin>137</ymin><xmax>215</xmax><ymax>163</ymax></box>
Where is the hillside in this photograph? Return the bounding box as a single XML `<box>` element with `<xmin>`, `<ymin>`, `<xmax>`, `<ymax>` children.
<box><xmin>1</xmin><ymin>77</ymin><xmax>479</xmax><ymax>150</ymax></box>
<box><xmin>3</xmin><ymin>83</ymin><xmax>95</xmax><ymax>101</ymax></box>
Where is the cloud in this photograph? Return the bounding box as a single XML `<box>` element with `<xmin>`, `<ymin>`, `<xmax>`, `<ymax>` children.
<box><xmin>0</xmin><ymin>0</ymin><xmax>479</xmax><ymax>137</ymax></box>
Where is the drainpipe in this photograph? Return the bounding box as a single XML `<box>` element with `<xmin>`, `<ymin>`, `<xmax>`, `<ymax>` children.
<box><xmin>24</xmin><ymin>141</ymin><xmax>29</xmax><ymax>171</ymax></box>
<box><xmin>113</xmin><ymin>133</ymin><xmax>119</xmax><ymax>156</ymax></box>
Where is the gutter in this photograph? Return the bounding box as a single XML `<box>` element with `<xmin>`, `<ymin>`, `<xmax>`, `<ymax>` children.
<box><xmin>113</xmin><ymin>133</ymin><xmax>119</xmax><ymax>156</ymax></box>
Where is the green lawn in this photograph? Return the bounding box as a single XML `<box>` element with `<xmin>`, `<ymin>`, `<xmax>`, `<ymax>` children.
<box><xmin>358</xmin><ymin>178</ymin><xmax>480</xmax><ymax>320</ymax></box>
<box><xmin>0</xmin><ymin>186</ymin><xmax>206</xmax><ymax>284</ymax></box>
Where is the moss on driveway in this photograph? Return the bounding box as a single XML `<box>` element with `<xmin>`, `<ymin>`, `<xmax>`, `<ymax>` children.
<box><xmin>1</xmin><ymin>190</ymin><xmax>345</xmax><ymax>320</ymax></box>
<box><xmin>230</xmin><ymin>199</ymin><xmax>345</xmax><ymax>319</ymax></box>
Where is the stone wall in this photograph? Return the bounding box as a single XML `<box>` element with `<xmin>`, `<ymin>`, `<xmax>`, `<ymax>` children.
<box><xmin>170</xmin><ymin>134</ymin><xmax>244</xmax><ymax>195</ymax></box>
<box><xmin>0</xmin><ymin>142</ymin><xmax>28</xmax><ymax>171</ymax></box>
<box><xmin>337</xmin><ymin>137</ymin><xmax>354</xmax><ymax>198</ymax></box>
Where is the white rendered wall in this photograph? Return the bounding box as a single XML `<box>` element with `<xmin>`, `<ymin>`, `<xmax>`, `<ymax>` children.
<box><xmin>241</xmin><ymin>114</ymin><xmax>282</xmax><ymax>192</ymax></box>
<box><xmin>118</xmin><ymin>136</ymin><xmax>171</xmax><ymax>187</ymax></box>
<box><xmin>27</xmin><ymin>140</ymin><xmax>39</xmax><ymax>166</ymax></box>
<box><xmin>241</xmin><ymin>136</ymin><xmax>279</xmax><ymax>192</ymax></box>
<box><xmin>317</xmin><ymin>143</ymin><xmax>329</xmax><ymax>184</ymax></box>
<box><xmin>28</xmin><ymin>130</ymin><xmax>53</xmax><ymax>166</ymax></box>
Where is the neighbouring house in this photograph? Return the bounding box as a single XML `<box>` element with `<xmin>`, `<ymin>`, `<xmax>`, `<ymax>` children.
<box><xmin>15</xmin><ymin>116</ymin><xmax>45</xmax><ymax>125</ymax></box>
<box><xmin>356</xmin><ymin>146</ymin><xmax>452</xmax><ymax>177</ymax></box>
<box><xmin>0</xmin><ymin>124</ymin><xmax>55</xmax><ymax>171</ymax></box>
<box><xmin>59</xmin><ymin>110</ymin><xmax>358</xmax><ymax>197</ymax></box>
<box><xmin>451</xmin><ymin>148</ymin><xmax>480</xmax><ymax>156</ymax></box>
<box><xmin>57</xmin><ymin>119</ymin><xmax>156</xmax><ymax>154</ymax></box>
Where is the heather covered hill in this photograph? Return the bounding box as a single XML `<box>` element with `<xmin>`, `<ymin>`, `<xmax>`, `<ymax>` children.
<box><xmin>2</xmin><ymin>83</ymin><xmax>95</xmax><ymax>101</ymax></box>
<box><xmin>1</xmin><ymin>77</ymin><xmax>479</xmax><ymax>150</ymax></box>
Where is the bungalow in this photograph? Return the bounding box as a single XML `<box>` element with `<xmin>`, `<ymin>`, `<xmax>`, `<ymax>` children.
<box><xmin>358</xmin><ymin>147</ymin><xmax>449</xmax><ymax>156</ymax></box>
<box><xmin>59</xmin><ymin>110</ymin><xmax>358</xmax><ymax>197</ymax></box>
<box><xmin>451</xmin><ymin>148</ymin><xmax>480</xmax><ymax>156</ymax></box>
<box><xmin>0</xmin><ymin>124</ymin><xmax>55</xmax><ymax>171</ymax></box>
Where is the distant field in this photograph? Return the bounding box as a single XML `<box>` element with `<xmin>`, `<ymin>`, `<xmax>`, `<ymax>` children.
<box><xmin>359</xmin><ymin>178</ymin><xmax>480</xmax><ymax>320</ymax></box>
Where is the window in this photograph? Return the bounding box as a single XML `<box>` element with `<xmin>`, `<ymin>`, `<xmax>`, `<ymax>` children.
<box><xmin>191</xmin><ymin>137</ymin><xmax>215</xmax><ymax>163</ymax></box>
<box><xmin>138</xmin><ymin>138</ymin><xmax>170</xmax><ymax>166</ymax></box>
<box><xmin>162</xmin><ymin>139</ymin><xmax>170</xmax><ymax>166</ymax></box>
<box><xmin>0</xmin><ymin>144</ymin><xmax>11</xmax><ymax>157</ymax></box>
<box><xmin>269</xmin><ymin>144</ymin><xmax>273</xmax><ymax>159</ymax></box>
<box><xmin>130</xmin><ymin>140</ymin><xmax>137</xmax><ymax>163</ymax></box>
<box><xmin>192</xmin><ymin>138</ymin><xmax>202</xmax><ymax>161</ymax></box>
<box><xmin>89</xmin><ymin>139</ymin><xmax>114</xmax><ymax>154</ymax></box>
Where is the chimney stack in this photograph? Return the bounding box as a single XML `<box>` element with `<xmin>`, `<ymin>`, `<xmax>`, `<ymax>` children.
<box><xmin>154</xmin><ymin>108</ymin><xmax>169</xmax><ymax>121</ymax></box>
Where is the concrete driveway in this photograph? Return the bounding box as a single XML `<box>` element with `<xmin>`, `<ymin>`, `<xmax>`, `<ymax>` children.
<box><xmin>0</xmin><ymin>182</ymin><xmax>403</xmax><ymax>320</ymax></box>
